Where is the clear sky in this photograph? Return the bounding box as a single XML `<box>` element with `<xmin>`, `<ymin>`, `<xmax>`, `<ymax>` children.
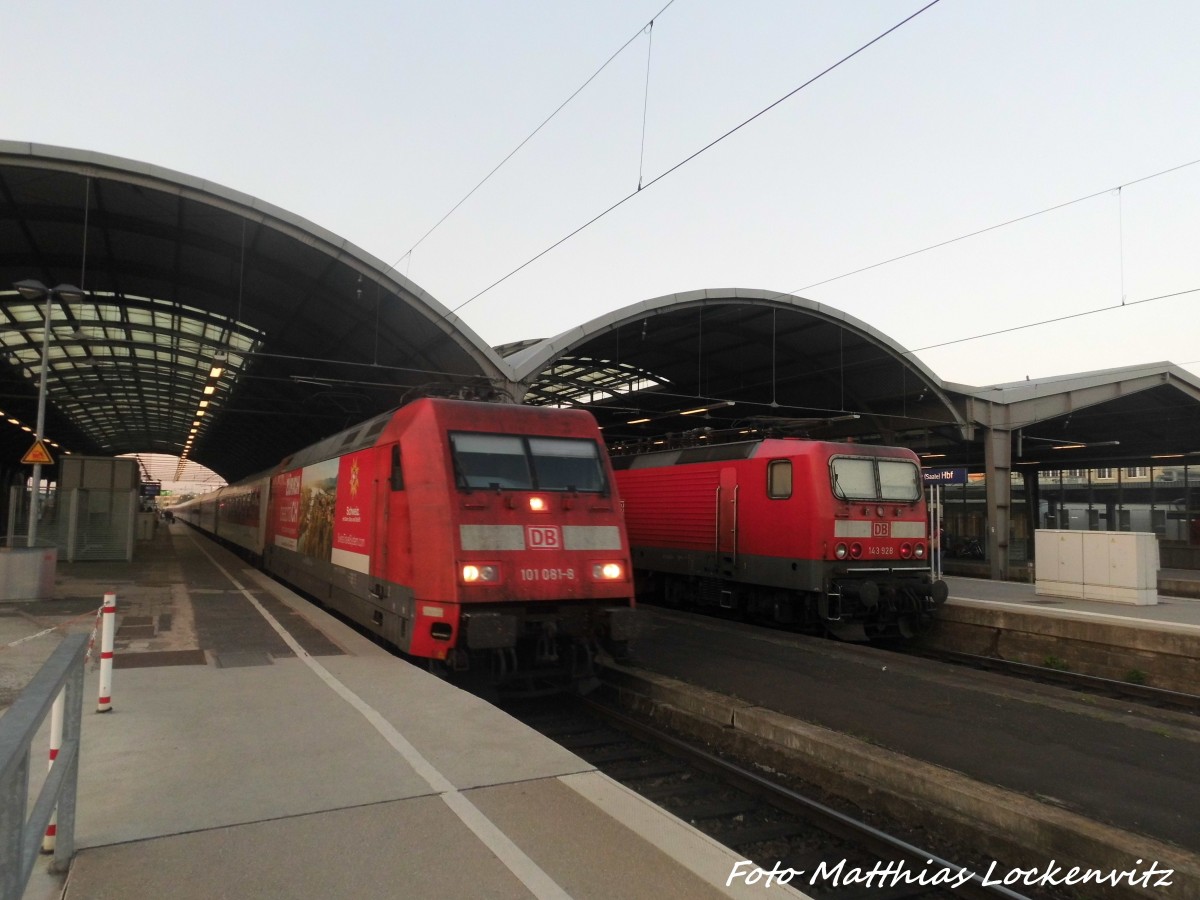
<box><xmin>7</xmin><ymin>0</ymin><xmax>1199</xmax><ymax>388</ymax></box>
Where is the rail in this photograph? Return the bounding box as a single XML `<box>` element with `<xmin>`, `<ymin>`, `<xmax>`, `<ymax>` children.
<box><xmin>0</xmin><ymin>632</ymin><xmax>88</xmax><ymax>900</ymax></box>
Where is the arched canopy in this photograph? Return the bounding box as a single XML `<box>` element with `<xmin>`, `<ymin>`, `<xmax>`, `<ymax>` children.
<box><xmin>504</xmin><ymin>289</ymin><xmax>967</xmax><ymax>452</ymax></box>
<box><xmin>0</xmin><ymin>141</ymin><xmax>509</xmax><ymax>482</ymax></box>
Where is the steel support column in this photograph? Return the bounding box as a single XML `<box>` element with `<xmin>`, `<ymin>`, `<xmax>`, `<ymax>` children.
<box><xmin>983</xmin><ymin>427</ymin><xmax>1012</xmax><ymax>579</ymax></box>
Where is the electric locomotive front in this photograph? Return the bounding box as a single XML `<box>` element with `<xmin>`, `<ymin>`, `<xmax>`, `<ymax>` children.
<box><xmin>818</xmin><ymin>442</ymin><xmax>948</xmax><ymax>638</ymax></box>
<box><xmin>435</xmin><ymin>402</ymin><xmax>635</xmax><ymax>684</ymax></box>
<box><xmin>613</xmin><ymin>438</ymin><xmax>946</xmax><ymax>639</ymax></box>
<box><xmin>260</xmin><ymin>398</ymin><xmax>635</xmax><ymax>690</ymax></box>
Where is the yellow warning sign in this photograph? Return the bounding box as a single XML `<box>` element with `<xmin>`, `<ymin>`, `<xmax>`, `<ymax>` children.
<box><xmin>21</xmin><ymin>440</ymin><xmax>54</xmax><ymax>466</ymax></box>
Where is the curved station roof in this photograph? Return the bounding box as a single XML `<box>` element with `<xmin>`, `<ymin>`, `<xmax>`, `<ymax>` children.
<box><xmin>4</xmin><ymin>141</ymin><xmax>1200</xmax><ymax>499</ymax></box>
<box><xmin>504</xmin><ymin>290</ymin><xmax>967</xmax><ymax>456</ymax></box>
<box><xmin>0</xmin><ymin>141</ymin><xmax>507</xmax><ymax>484</ymax></box>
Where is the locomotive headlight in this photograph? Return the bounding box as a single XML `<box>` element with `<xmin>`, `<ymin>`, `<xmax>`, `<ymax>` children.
<box><xmin>461</xmin><ymin>563</ymin><xmax>500</xmax><ymax>583</ymax></box>
<box><xmin>591</xmin><ymin>562</ymin><xmax>625</xmax><ymax>581</ymax></box>
<box><xmin>914</xmin><ymin>543</ymin><xmax>927</xmax><ymax>559</ymax></box>
<box><xmin>528</xmin><ymin>496</ymin><xmax>548</xmax><ymax>512</ymax></box>
<box><xmin>835</xmin><ymin>543</ymin><xmax>849</xmax><ymax>560</ymax></box>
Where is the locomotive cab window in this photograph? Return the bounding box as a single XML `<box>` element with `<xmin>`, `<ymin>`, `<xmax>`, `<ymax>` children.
<box><xmin>830</xmin><ymin>456</ymin><xmax>920</xmax><ymax>502</ymax></box>
<box><xmin>878</xmin><ymin>460</ymin><xmax>920</xmax><ymax>501</ymax></box>
<box><xmin>767</xmin><ymin>460</ymin><xmax>792</xmax><ymax>499</ymax></box>
<box><xmin>529</xmin><ymin>437</ymin><xmax>606</xmax><ymax>492</ymax></box>
<box><xmin>450</xmin><ymin>432</ymin><xmax>608</xmax><ymax>493</ymax></box>
<box><xmin>451</xmin><ymin>434</ymin><xmax>534</xmax><ymax>489</ymax></box>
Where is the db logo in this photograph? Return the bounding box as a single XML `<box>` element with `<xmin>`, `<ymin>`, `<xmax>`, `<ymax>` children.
<box><xmin>527</xmin><ymin>525</ymin><xmax>562</xmax><ymax>549</ymax></box>
<box><xmin>872</xmin><ymin>522</ymin><xmax>890</xmax><ymax>537</ymax></box>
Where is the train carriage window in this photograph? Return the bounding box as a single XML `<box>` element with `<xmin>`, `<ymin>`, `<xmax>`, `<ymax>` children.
<box><xmin>831</xmin><ymin>458</ymin><xmax>877</xmax><ymax>500</ymax></box>
<box><xmin>528</xmin><ymin>437</ymin><xmax>606</xmax><ymax>493</ymax></box>
<box><xmin>878</xmin><ymin>460</ymin><xmax>920</xmax><ymax>501</ymax></box>
<box><xmin>767</xmin><ymin>460</ymin><xmax>792</xmax><ymax>499</ymax></box>
<box><xmin>450</xmin><ymin>433</ymin><xmax>534</xmax><ymax>489</ymax></box>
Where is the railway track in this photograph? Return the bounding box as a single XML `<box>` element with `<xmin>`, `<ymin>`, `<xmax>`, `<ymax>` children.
<box><xmin>905</xmin><ymin>647</ymin><xmax>1200</xmax><ymax>714</ymax></box>
<box><xmin>506</xmin><ymin>696</ymin><xmax>1053</xmax><ymax>900</ymax></box>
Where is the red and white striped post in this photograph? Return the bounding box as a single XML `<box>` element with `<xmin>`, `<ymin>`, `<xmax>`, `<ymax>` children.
<box><xmin>40</xmin><ymin>689</ymin><xmax>66</xmax><ymax>853</ymax></box>
<box><xmin>97</xmin><ymin>591</ymin><xmax>116</xmax><ymax>712</ymax></box>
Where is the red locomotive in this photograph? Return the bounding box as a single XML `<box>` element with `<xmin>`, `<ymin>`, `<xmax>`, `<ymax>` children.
<box><xmin>175</xmin><ymin>398</ymin><xmax>635</xmax><ymax>688</ymax></box>
<box><xmin>612</xmin><ymin>437</ymin><xmax>947</xmax><ymax>640</ymax></box>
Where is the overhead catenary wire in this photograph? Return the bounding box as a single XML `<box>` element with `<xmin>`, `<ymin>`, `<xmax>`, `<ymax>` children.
<box><xmin>385</xmin><ymin>0</ymin><xmax>678</xmax><ymax>278</ymax></box>
<box><xmin>638</xmin><ymin>18</ymin><xmax>655</xmax><ymax>191</ymax></box>
<box><xmin>793</xmin><ymin>156</ymin><xmax>1200</xmax><ymax>296</ymax></box>
<box><xmin>685</xmin><ymin>154</ymin><xmax>1200</xmax><ymax>368</ymax></box>
<box><xmin>906</xmin><ymin>287</ymin><xmax>1200</xmax><ymax>357</ymax></box>
<box><xmin>450</xmin><ymin>0</ymin><xmax>945</xmax><ymax>315</ymax></box>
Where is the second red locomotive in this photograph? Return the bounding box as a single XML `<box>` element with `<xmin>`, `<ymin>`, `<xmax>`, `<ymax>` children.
<box><xmin>175</xmin><ymin>398</ymin><xmax>636</xmax><ymax>689</ymax></box>
<box><xmin>612</xmin><ymin>437</ymin><xmax>947</xmax><ymax>640</ymax></box>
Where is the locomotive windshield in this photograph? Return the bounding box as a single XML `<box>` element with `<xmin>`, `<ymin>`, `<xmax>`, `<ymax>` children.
<box><xmin>830</xmin><ymin>456</ymin><xmax>920</xmax><ymax>502</ymax></box>
<box><xmin>450</xmin><ymin>432</ymin><xmax>607</xmax><ymax>492</ymax></box>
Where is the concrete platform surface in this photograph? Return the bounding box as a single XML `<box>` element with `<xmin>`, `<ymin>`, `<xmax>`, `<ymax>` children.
<box><xmin>5</xmin><ymin>524</ymin><xmax>808</xmax><ymax>900</ymax></box>
<box><xmin>945</xmin><ymin>573</ymin><xmax>1200</xmax><ymax>631</ymax></box>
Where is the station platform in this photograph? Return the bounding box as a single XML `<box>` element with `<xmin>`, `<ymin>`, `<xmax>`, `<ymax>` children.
<box><xmin>2</xmin><ymin>524</ymin><xmax>806</xmax><ymax>900</ymax></box>
<box><xmin>944</xmin><ymin>571</ymin><xmax>1200</xmax><ymax>629</ymax></box>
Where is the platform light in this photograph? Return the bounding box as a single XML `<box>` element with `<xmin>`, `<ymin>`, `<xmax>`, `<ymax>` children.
<box><xmin>627</xmin><ymin>417</ymin><xmax>651</xmax><ymax>425</ymax></box>
<box><xmin>679</xmin><ymin>400</ymin><xmax>735</xmax><ymax>417</ymax></box>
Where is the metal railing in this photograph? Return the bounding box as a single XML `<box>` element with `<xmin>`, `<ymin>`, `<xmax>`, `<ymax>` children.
<box><xmin>0</xmin><ymin>632</ymin><xmax>87</xmax><ymax>900</ymax></box>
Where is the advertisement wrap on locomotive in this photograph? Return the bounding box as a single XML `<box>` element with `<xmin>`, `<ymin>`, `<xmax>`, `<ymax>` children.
<box><xmin>174</xmin><ymin>398</ymin><xmax>637</xmax><ymax>691</ymax></box>
<box><xmin>612</xmin><ymin>438</ymin><xmax>948</xmax><ymax>640</ymax></box>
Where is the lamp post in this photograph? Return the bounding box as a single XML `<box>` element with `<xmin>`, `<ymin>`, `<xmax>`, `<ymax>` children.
<box><xmin>13</xmin><ymin>279</ymin><xmax>85</xmax><ymax>548</ymax></box>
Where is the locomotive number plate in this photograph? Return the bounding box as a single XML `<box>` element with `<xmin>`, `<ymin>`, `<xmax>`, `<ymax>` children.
<box><xmin>867</xmin><ymin>545</ymin><xmax>896</xmax><ymax>557</ymax></box>
<box><xmin>520</xmin><ymin>567</ymin><xmax>577</xmax><ymax>582</ymax></box>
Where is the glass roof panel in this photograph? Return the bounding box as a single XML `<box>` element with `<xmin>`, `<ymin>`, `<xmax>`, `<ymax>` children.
<box><xmin>0</xmin><ymin>288</ymin><xmax>264</xmax><ymax>459</ymax></box>
<box><xmin>524</xmin><ymin>356</ymin><xmax>669</xmax><ymax>407</ymax></box>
